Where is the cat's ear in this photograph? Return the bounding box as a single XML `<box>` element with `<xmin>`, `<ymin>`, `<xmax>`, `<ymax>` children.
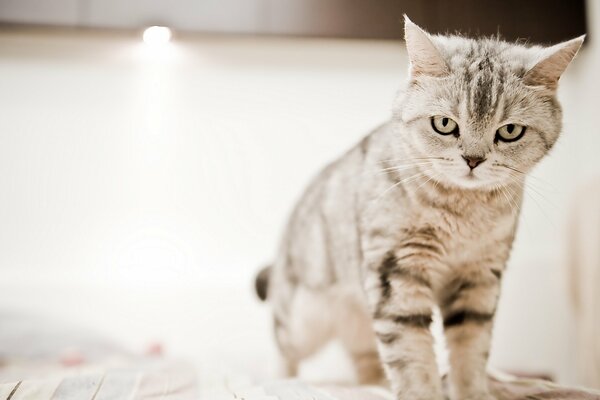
<box><xmin>523</xmin><ymin>35</ymin><xmax>585</xmax><ymax>90</ymax></box>
<box><xmin>404</xmin><ymin>15</ymin><xmax>449</xmax><ymax>78</ymax></box>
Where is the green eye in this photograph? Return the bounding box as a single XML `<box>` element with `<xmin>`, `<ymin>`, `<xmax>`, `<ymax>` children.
<box><xmin>496</xmin><ymin>124</ymin><xmax>526</xmax><ymax>142</ymax></box>
<box><xmin>431</xmin><ymin>116</ymin><xmax>459</xmax><ymax>136</ymax></box>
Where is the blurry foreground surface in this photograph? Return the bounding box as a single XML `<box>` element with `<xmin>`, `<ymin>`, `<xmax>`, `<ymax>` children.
<box><xmin>0</xmin><ymin>313</ymin><xmax>598</xmax><ymax>399</ymax></box>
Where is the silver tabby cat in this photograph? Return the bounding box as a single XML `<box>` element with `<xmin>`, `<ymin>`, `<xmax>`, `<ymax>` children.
<box><xmin>256</xmin><ymin>16</ymin><xmax>584</xmax><ymax>400</ymax></box>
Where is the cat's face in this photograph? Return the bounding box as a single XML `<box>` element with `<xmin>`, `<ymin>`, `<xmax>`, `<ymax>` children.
<box><xmin>394</xmin><ymin>18</ymin><xmax>583</xmax><ymax>190</ymax></box>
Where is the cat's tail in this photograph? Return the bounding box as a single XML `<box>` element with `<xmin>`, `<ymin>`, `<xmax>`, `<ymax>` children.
<box><xmin>254</xmin><ymin>265</ymin><xmax>271</xmax><ymax>301</ymax></box>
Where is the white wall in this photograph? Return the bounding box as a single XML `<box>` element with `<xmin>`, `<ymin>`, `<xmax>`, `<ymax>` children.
<box><xmin>0</xmin><ymin>1</ymin><xmax>599</xmax><ymax>385</ymax></box>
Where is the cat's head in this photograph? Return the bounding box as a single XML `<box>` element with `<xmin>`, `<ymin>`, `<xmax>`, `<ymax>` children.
<box><xmin>393</xmin><ymin>16</ymin><xmax>584</xmax><ymax>190</ymax></box>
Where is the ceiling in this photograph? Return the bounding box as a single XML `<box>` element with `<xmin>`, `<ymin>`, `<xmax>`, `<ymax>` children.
<box><xmin>0</xmin><ymin>0</ymin><xmax>265</xmax><ymax>34</ymax></box>
<box><xmin>0</xmin><ymin>0</ymin><xmax>589</xmax><ymax>43</ymax></box>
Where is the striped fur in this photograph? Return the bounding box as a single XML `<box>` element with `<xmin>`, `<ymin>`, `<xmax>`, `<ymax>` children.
<box><xmin>262</xmin><ymin>17</ymin><xmax>583</xmax><ymax>400</ymax></box>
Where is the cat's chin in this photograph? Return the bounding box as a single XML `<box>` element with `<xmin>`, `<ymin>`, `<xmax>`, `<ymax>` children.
<box><xmin>439</xmin><ymin>174</ymin><xmax>501</xmax><ymax>191</ymax></box>
<box><xmin>425</xmin><ymin>167</ymin><xmax>505</xmax><ymax>192</ymax></box>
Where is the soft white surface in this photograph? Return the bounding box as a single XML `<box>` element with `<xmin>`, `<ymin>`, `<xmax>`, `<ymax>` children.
<box><xmin>0</xmin><ymin>0</ymin><xmax>599</xmax><ymax>385</ymax></box>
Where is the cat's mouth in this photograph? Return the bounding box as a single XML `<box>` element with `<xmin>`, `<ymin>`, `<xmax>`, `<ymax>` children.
<box><xmin>449</xmin><ymin>168</ymin><xmax>498</xmax><ymax>189</ymax></box>
<box><xmin>433</xmin><ymin>164</ymin><xmax>499</xmax><ymax>190</ymax></box>
<box><xmin>465</xmin><ymin>170</ymin><xmax>479</xmax><ymax>180</ymax></box>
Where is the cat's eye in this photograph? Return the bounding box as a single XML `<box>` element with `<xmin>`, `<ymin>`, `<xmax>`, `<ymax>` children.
<box><xmin>496</xmin><ymin>124</ymin><xmax>526</xmax><ymax>142</ymax></box>
<box><xmin>431</xmin><ymin>116</ymin><xmax>459</xmax><ymax>136</ymax></box>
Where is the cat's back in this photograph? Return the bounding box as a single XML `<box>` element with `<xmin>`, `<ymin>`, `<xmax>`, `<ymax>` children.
<box><xmin>275</xmin><ymin>123</ymin><xmax>391</xmax><ymax>288</ymax></box>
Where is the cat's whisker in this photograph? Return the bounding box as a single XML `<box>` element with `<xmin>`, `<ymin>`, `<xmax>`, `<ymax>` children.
<box><xmin>525</xmin><ymin>185</ymin><xmax>558</xmax><ymax>210</ymax></box>
<box><xmin>396</xmin><ymin>171</ymin><xmax>430</xmax><ymax>187</ymax></box>
<box><xmin>522</xmin><ymin>182</ymin><xmax>558</xmax><ymax>210</ymax></box>
<box><xmin>378</xmin><ymin>161</ymin><xmax>437</xmax><ymax>170</ymax></box>
<box><xmin>497</xmin><ymin>184</ymin><xmax>520</xmax><ymax>215</ymax></box>
<box><xmin>524</xmin><ymin>190</ymin><xmax>557</xmax><ymax>229</ymax></box>
<box><xmin>524</xmin><ymin>179</ymin><xmax>560</xmax><ymax>202</ymax></box>
<box><xmin>497</xmin><ymin>164</ymin><xmax>524</xmax><ymax>175</ymax></box>
<box><xmin>373</xmin><ymin>174</ymin><xmax>419</xmax><ymax>202</ymax></box>
<box><xmin>503</xmin><ymin>173</ymin><xmax>556</xmax><ymax>228</ymax></box>
<box><xmin>362</xmin><ymin>162</ymin><xmax>436</xmax><ymax>179</ymax></box>
<box><xmin>502</xmin><ymin>165</ymin><xmax>552</xmax><ymax>187</ymax></box>
<box><xmin>500</xmin><ymin>178</ymin><xmax>523</xmax><ymax>211</ymax></box>
<box><xmin>415</xmin><ymin>171</ymin><xmax>439</xmax><ymax>191</ymax></box>
<box><xmin>506</xmin><ymin>172</ymin><xmax>558</xmax><ymax>211</ymax></box>
<box><xmin>374</xmin><ymin>165</ymin><xmax>438</xmax><ymax>174</ymax></box>
<box><xmin>527</xmin><ymin>176</ymin><xmax>558</xmax><ymax>193</ymax></box>
<box><xmin>491</xmin><ymin>183</ymin><xmax>504</xmax><ymax>202</ymax></box>
<box><xmin>494</xmin><ymin>165</ymin><xmax>549</xmax><ymax>199</ymax></box>
<box><xmin>519</xmin><ymin>174</ymin><xmax>556</xmax><ymax>194</ymax></box>
<box><xmin>376</xmin><ymin>162</ymin><xmax>437</xmax><ymax>174</ymax></box>
<box><xmin>432</xmin><ymin>174</ymin><xmax>440</xmax><ymax>190</ymax></box>
<box><xmin>372</xmin><ymin>170</ymin><xmax>431</xmax><ymax>205</ymax></box>
<box><xmin>496</xmin><ymin>164</ymin><xmax>556</xmax><ymax>192</ymax></box>
<box><xmin>378</xmin><ymin>156</ymin><xmax>445</xmax><ymax>164</ymax></box>
<box><xmin>504</xmin><ymin>185</ymin><xmax>522</xmax><ymax>214</ymax></box>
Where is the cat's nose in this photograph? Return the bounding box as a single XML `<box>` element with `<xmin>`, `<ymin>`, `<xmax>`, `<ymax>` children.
<box><xmin>462</xmin><ymin>155</ymin><xmax>486</xmax><ymax>169</ymax></box>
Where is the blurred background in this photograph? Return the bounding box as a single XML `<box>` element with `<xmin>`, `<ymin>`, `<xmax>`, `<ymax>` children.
<box><xmin>0</xmin><ymin>0</ymin><xmax>598</xmax><ymax>391</ymax></box>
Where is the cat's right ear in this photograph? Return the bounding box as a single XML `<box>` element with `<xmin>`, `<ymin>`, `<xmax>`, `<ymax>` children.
<box><xmin>404</xmin><ymin>15</ymin><xmax>449</xmax><ymax>78</ymax></box>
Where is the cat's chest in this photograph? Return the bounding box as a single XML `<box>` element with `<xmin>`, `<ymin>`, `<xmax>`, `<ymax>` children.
<box><xmin>405</xmin><ymin>201</ymin><xmax>518</xmax><ymax>265</ymax></box>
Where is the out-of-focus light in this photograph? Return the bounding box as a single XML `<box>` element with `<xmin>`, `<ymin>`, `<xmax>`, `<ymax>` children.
<box><xmin>143</xmin><ymin>26</ymin><xmax>172</xmax><ymax>45</ymax></box>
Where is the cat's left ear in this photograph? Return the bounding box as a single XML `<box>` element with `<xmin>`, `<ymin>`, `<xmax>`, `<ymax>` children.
<box><xmin>404</xmin><ymin>15</ymin><xmax>449</xmax><ymax>78</ymax></box>
<box><xmin>523</xmin><ymin>35</ymin><xmax>585</xmax><ymax>90</ymax></box>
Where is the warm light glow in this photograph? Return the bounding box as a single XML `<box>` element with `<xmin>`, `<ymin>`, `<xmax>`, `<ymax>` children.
<box><xmin>143</xmin><ymin>26</ymin><xmax>172</xmax><ymax>45</ymax></box>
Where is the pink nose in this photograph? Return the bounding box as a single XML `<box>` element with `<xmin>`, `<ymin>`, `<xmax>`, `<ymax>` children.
<box><xmin>462</xmin><ymin>156</ymin><xmax>486</xmax><ymax>169</ymax></box>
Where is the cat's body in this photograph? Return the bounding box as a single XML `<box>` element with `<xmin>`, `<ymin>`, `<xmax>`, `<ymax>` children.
<box><xmin>258</xmin><ymin>18</ymin><xmax>583</xmax><ymax>400</ymax></box>
<box><xmin>266</xmin><ymin>122</ymin><xmax>519</xmax><ymax>398</ymax></box>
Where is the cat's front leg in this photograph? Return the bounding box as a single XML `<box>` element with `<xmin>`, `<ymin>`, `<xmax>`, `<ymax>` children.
<box><xmin>364</xmin><ymin>251</ymin><xmax>444</xmax><ymax>400</ymax></box>
<box><xmin>440</xmin><ymin>265</ymin><xmax>502</xmax><ymax>400</ymax></box>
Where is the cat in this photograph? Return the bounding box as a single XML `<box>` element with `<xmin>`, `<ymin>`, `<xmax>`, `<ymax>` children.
<box><xmin>255</xmin><ymin>16</ymin><xmax>584</xmax><ymax>400</ymax></box>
